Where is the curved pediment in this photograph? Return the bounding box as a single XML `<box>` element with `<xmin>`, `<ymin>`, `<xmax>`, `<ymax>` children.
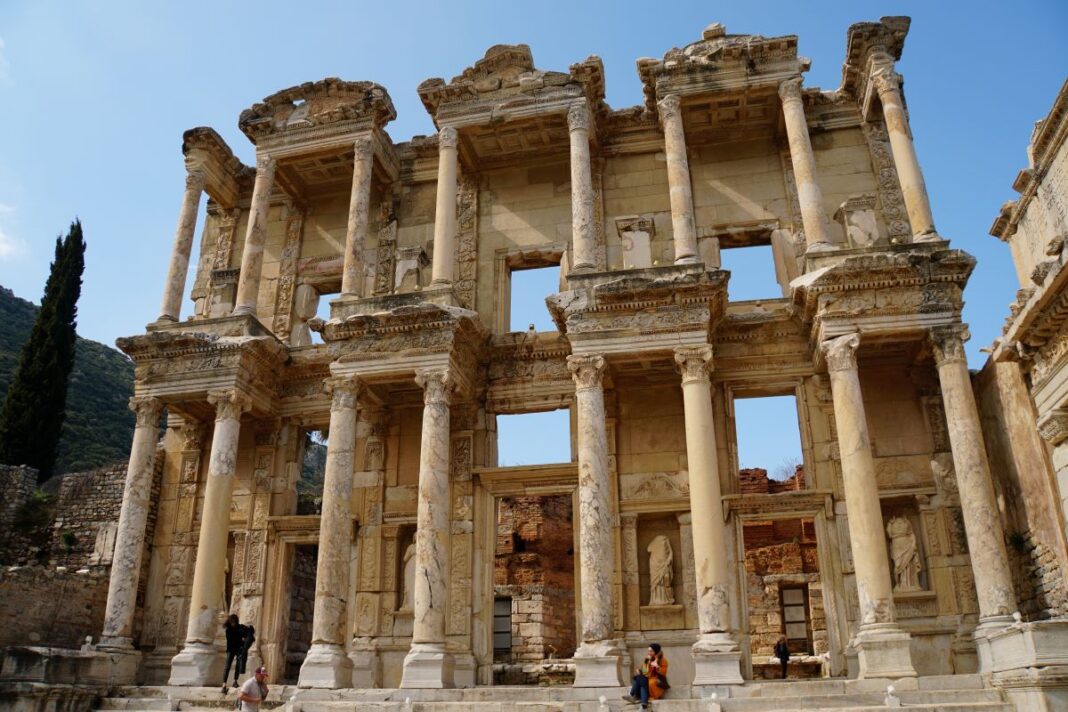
<box><xmin>239</xmin><ymin>77</ymin><xmax>396</xmax><ymax>143</ymax></box>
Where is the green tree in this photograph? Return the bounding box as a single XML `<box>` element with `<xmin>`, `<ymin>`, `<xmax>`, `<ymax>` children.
<box><xmin>0</xmin><ymin>220</ymin><xmax>86</xmax><ymax>481</ymax></box>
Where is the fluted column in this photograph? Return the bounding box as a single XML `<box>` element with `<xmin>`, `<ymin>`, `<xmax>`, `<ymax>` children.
<box><xmin>658</xmin><ymin>94</ymin><xmax>698</xmax><ymax>264</ymax></box>
<box><xmin>779</xmin><ymin>78</ymin><xmax>833</xmax><ymax>252</ymax></box>
<box><xmin>98</xmin><ymin>396</ymin><xmax>164</xmax><ymax>650</ymax></box>
<box><xmin>170</xmin><ymin>389</ymin><xmax>251</xmax><ymax>686</ymax></box>
<box><xmin>674</xmin><ymin>346</ymin><xmax>743</xmax><ymax>684</ymax></box>
<box><xmin>341</xmin><ymin>139</ymin><xmax>374</xmax><ymax>297</ymax></box>
<box><xmin>821</xmin><ymin>333</ymin><xmax>916</xmax><ymax>679</ymax></box>
<box><xmin>400</xmin><ymin>368</ymin><xmax>455</xmax><ymax>688</ymax></box>
<box><xmin>430</xmin><ymin>127</ymin><xmax>458</xmax><ymax>287</ymax></box>
<box><xmin>871</xmin><ymin>66</ymin><xmax>937</xmax><ymax>240</ymax></box>
<box><xmin>568</xmin><ymin>102</ymin><xmax>597</xmax><ymax>272</ymax></box>
<box><xmin>930</xmin><ymin>326</ymin><xmax>1018</xmax><ymax>633</ymax></box>
<box><xmin>159</xmin><ymin>168</ymin><xmax>206</xmax><ymax>321</ymax></box>
<box><xmin>233</xmin><ymin>156</ymin><xmax>277</xmax><ymax>316</ymax></box>
<box><xmin>298</xmin><ymin>376</ymin><xmax>361</xmax><ymax>688</ymax></box>
<box><xmin>568</xmin><ymin>354</ymin><xmax>625</xmax><ymax>687</ymax></box>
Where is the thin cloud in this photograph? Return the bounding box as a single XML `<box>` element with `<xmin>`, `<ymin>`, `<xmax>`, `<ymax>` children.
<box><xmin>0</xmin><ymin>224</ymin><xmax>26</xmax><ymax>260</ymax></box>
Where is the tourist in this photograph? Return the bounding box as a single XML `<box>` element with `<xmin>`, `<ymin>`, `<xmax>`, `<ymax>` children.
<box><xmin>775</xmin><ymin>635</ymin><xmax>791</xmax><ymax>679</ymax></box>
<box><xmin>622</xmin><ymin>643</ymin><xmax>669</xmax><ymax>709</ymax></box>
<box><xmin>236</xmin><ymin>666</ymin><xmax>269</xmax><ymax>712</ymax></box>
<box><xmin>221</xmin><ymin>614</ymin><xmax>248</xmax><ymax>692</ymax></box>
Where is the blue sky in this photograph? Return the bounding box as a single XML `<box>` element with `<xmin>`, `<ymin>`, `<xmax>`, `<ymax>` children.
<box><xmin>1</xmin><ymin>1</ymin><xmax>1065</xmax><ymax>469</ymax></box>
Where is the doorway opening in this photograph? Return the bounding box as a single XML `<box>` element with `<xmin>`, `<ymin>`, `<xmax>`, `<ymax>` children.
<box><xmin>492</xmin><ymin>494</ymin><xmax>576</xmax><ymax>685</ymax></box>
<box><xmin>742</xmin><ymin>517</ymin><xmax>825</xmax><ymax>680</ymax></box>
<box><xmin>282</xmin><ymin>544</ymin><xmax>318</xmax><ymax>683</ymax></box>
<box><xmin>734</xmin><ymin>394</ymin><xmax>804</xmax><ymax>490</ymax></box>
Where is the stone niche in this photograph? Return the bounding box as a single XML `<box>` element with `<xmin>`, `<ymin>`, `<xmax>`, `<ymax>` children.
<box><xmin>393</xmin><ymin>526</ymin><xmax>416</xmax><ymax>638</ymax></box>
<box><xmin>881</xmin><ymin>500</ymin><xmax>937</xmax><ymax>618</ymax></box>
<box><xmin>637</xmin><ymin>514</ymin><xmax>685</xmax><ymax>631</ymax></box>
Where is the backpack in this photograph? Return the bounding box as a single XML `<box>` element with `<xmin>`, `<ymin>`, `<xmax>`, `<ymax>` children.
<box><xmin>243</xmin><ymin>625</ymin><xmax>256</xmax><ymax>651</ymax></box>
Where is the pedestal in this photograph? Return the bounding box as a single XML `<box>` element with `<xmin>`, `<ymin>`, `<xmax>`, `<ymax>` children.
<box><xmin>399</xmin><ymin>643</ymin><xmax>454</xmax><ymax>688</ymax></box>
<box><xmin>168</xmin><ymin>642</ymin><xmax>221</xmax><ymax>686</ymax></box>
<box><xmin>692</xmin><ymin>633</ymin><xmax>743</xmax><ymax>685</ymax></box>
<box><xmin>855</xmin><ymin>626</ymin><xmax>917</xmax><ymax>679</ymax></box>
<box><xmin>348</xmin><ymin>647</ymin><xmax>379</xmax><ymax>688</ymax></box>
<box><xmin>297</xmin><ymin>643</ymin><xmax>353</xmax><ymax>689</ymax></box>
<box><xmin>572</xmin><ymin>640</ymin><xmax>626</xmax><ymax>687</ymax></box>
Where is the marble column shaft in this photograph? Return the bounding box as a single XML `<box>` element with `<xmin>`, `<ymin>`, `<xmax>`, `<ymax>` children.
<box><xmin>821</xmin><ymin>333</ymin><xmax>898</xmax><ymax>629</ymax></box>
<box><xmin>567</xmin><ymin>355</ymin><xmax>615</xmax><ymax>645</ymax></box>
<box><xmin>411</xmin><ymin>368</ymin><xmax>454</xmax><ymax>645</ymax></box>
<box><xmin>930</xmin><ymin>326</ymin><xmax>1017</xmax><ymax>625</ymax></box>
<box><xmin>233</xmin><ymin>156</ymin><xmax>277</xmax><ymax>315</ymax></box>
<box><xmin>99</xmin><ymin>396</ymin><xmax>164</xmax><ymax>648</ymax></box>
<box><xmin>872</xmin><ymin>66</ymin><xmax>937</xmax><ymax>239</ymax></box>
<box><xmin>567</xmin><ymin>102</ymin><xmax>597</xmax><ymax>272</ymax></box>
<box><xmin>779</xmin><ymin>78</ymin><xmax>833</xmax><ymax>251</ymax></box>
<box><xmin>182</xmin><ymin>390</ymin><xmax>250</xmax><ymax>645</ymax></box>
<box><xmin>658</xmin><ymin>94</ymin><xmax>698</xmax><ymax>264</ymax></box>
<box><xmin>674</xmin><ymin>347</ymin><xmax>734</xmax><ymax>642</ymax></box>
<box><xmin>341</xmin><ymin>139</ymin><xmax>374</xmax><ymax>296</ymax></box>
<box><xmin>159</xmin><ymin>168</ymin><xmax>206</xmax><ymax>321</ymax></box>
<box><xmin>430</xmin><ymin>128</ymin><xmax>458</xmax><ymax>286</ymax></box>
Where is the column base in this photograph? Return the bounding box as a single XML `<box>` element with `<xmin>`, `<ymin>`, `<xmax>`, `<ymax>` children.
<box><xmin>979</xmin><ymin>618</ymin><xmax>1068</xmax><ymax>674</ymax></box>
<box><xmin>912</xmin><ymin>231</ymin><xmax>943</xmax><ymax>243</ymax></box>
<box><xmin>692</xmin><ymin>633</ymin><xmax>744</xmax><ymax>685</ymax></box>
<box><xmin>854</xmin><ymin>625</ymin><xmax>917</xmax><ymax>679</ymax></box>
<box><xmin>572</xmin><ymin>640</ymin><xmax>626</xmax><ymax>687</ymax></box>
<box><xmin>348</xmin><ymin>645</ymin><xmax>379</xmax><ymax>688</ymax></box>
<box><xmin>803</xmin><ymin>241</ymin><xmax>837</xmax><ymax>254</ymax></box>
<box><xmin>399</xmin><ymin>643</ymin><xmax>454</xmax><ymax>688</ymax></box>
<box><xmin>297</xmin><ymin>643</ymin><xmax>353</xmax><ymax>689</ymax></box>
<box><xmin>168</xmin><ymin>642</ymin><xmax>222</xmax><ymax>686</ymax></box>
<box><xmin>674</xmin><ymin>255</ymin><xmax>701</xmax><ymax>265</ymax></box>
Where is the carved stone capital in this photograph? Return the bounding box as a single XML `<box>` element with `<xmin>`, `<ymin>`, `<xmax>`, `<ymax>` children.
<box><xmin>207</xmin><ymin>389</ymin><xmax>252</xmax><ymax>422</ymax></box>
<box><xmin>1038</xmin><ymin>409</ymin><xmax>1068</xmax><ymax>446</ymax></box>
<box><xmin>254</xmin><ymin>154</ymin><xmax>277</xmax><ymax>178</ymax></box>
<box><xmin>567</xmin><ymin>354</ymin><xmax>606</xmax><ymax>391</ymax></box>
<box><xmin>567</xmin><ymin>102</ymin><xmax>590</xmax><ymax>133</ymax></box>
<box><xmin>778</xmin><ymin>76</ymin><xmax>804</xmax><ymax>104</ymax></box>
<box><xmin>128</xmin><ymin>396</ymin><xmax>163</xmax><ymax>429</ymax></box>
<box><xmin>177</xmin><ymin>420</ymin><xmax>205</xmax><ymax>451</ymax></box>
<box><xmin>871</xmin><ymin>66</ymin><xmax>903</xmax><ymax>98</ymax></box>
<box><xmin>324</xmin><ymin>375</ymin><xmax>362</xmax><ymax>412</ymax></box>
<box><xmin>438</xmin><ymin>126</ymin><xmax>458</xmax><ymax>150</ymax></box>
<box><xmin>184</xmin><ymin>167</ymin><xmax>207</xmax><ymax>192</ymax></box>
<box><xmin>353</xmin><ymin>137</ymin><xmax>374</xmax><ymax>162</ymax></box>
<box><xmin>821</xmin><ymin>333</ymin><xmax>861</xmax><ymax>373</ymax></box>
<box><xmin>930</xmin><ymin>325</ymin><xmax>969</xmax><ymax>366</ymax></box>
<box><xmin>416</xmin><ymin>368</ymin><xmax>454</xmax><ymax>406</ymax></box>
<box><xmin>657</xmin><ymin>94</ymin><xmax>682</xmax><ymax>125</ymax></box>
<box><xmin>674</xmin><ymin>345</ymin><xmax>714</xmax><ymax>385</ymax></box>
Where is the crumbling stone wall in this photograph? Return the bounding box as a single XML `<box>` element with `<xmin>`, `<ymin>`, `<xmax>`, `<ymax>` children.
<box><xmin>0</xmin><ymin>567</ymin><xmax>109</xmax><ymax>649</ymax></box>
<box><xmin>0</xmin><ymin>465</ymin><xmax>39</xmax><ymax>564</ymax></box>
<box><xmin>48</xmin><ymin>462</ymin><xmax>127</xmax><ymax>567</ymax></box>
<box><xmin>740</xmin><ymin>467</ymin><xmax>805</xmax><ymax>494</ymax></box>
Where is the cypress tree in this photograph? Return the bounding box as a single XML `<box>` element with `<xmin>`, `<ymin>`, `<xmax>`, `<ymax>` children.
<box><xmin>0</xmin><ymin>220</ymin><xmax>86</xmax><ymax>481</ymax></box>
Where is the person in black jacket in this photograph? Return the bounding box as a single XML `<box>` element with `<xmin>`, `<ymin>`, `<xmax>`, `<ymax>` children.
<box><xmin>774</xmin><ymin>636</ymin><xmax>791</xmax><ymax>679</ymax></box>
<box><xmin>222</xmin><ymin>614</ymin><xmax>247</xmax><ymax>692</ymax></box>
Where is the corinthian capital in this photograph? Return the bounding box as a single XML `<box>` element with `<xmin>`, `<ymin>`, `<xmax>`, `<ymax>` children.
<box><xmin>567</xmin><ymin>102</ymin><xmax>590</xmax><ymax>133</ymax></box>
<box><xmin>184</xmin><ymin>166</ymin><xmax>207</xmax><ymax>192</ymax></box>
<box><xmin>128</xmin><ymin>396</ymin><xmax>164</xmax><ymax>429</ymax></box>
<box><xmin>870</xmin><ymin>66</ymin><xmax>903</xmax><ymax>97</ymax></box>
<box><xmin>778</xmin><ymin>76</ymin><xmax>804</xmax><ymax>104</ymax></box>
<box><xmin>324</xmin><ymin>375</ymin><xmax>362</xmax><ymax>411</ymax></box>
<box><xmin>674</xmin><ymin>346</ymin><xmax>713</xmax><ymax>385</ymax></box>
<box><xmin>567</xmin><ymin>354</ymin><xmax>606</xmax><ymax>391</ymax></box>
<box><xmin>657</xmin><ymin>94</ymin><xmax>682</xmax><ymax>124</ymax></box>
<box><xmin>438</xmin><ymin>126</ymin><xmax>458</xmax><ymax>150</ymax></box>
<box><xmin>254</xmin><ymin>154</ymin><xmax>277</xmax><ymax>178</ymax></box>
<box><xmin>821</xmin><ymin>333</ymin><xmax>861</xmax><ymax>373</ymax></box>
<box><xmin>416</xmin><ymin>368</ymin><xmax>454</xmax><ymax>406</ymax></box>
<box><xmin>207</xmin><ymin>389</ymin><xmax>252</xmax><ymax>421</ymax></box>
<box><xmin>929</xmin><ymin>325</ymin><xmax>970</xmax><ymax>366</ymax></box>
<box><xmin>353</xmin><ymin>137</ymin><xmax>374</xmax><ymax>162</ymax></box>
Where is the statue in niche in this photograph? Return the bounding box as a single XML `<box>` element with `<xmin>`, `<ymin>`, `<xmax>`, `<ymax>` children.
<box><xmin>647</xmin><ymin>534</ymin><xmax>675</xmax><ymax>606</ymax></box>
<box><xmin>886</xmin><ymin>516</ymin><xmax>922</xmax><ymax>592</ymax></box>
<box><xmin>400</xmin><ymin>542</ymin><xmax>416</xmax><ymax>611</ymax></box>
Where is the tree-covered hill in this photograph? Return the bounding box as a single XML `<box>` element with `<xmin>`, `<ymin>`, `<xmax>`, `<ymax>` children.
<box><xmin>0</xmin><ymin>285</ymin><xmax>134</xmax><ymax>475</ymax></box>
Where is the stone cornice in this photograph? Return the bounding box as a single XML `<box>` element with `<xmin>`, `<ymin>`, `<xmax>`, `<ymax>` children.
<box><xmin>181</xmin><ymin>127</ymin><xmax>254</xmax><ymax>208</ymax></box>
<box><xmin>238</xmin><ymin>78</ymin><xmax>396</xmax><ymax>144</ymax></box>
<box><xmin>840</xmin><ymin>16</ymin><xmax>910</xmax><ymax>100</ymax></box>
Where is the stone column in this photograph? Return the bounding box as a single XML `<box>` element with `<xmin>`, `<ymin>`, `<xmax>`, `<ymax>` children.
<box><xmin>778</xmin><ymin>78</ymin><xmax>833</xmax><ymax>253</ymax></box>
<box><xmin>820</xmin><ymin>333</ymin><xmax>916</xmax><ymax>679</ymax></box>
<box><xmin>159</xmin><ymin>167</ymin><xmax>206</xmax><ymax>321</ymax></box>
<box><xmin>233</xmin><ymin>156</ymin><xmax>277</xmax><ymax>316</ymax></box>
<box><xmin>298</xmin><ymin>376</ymin><xmax>361</xmax><ymax>688</ymax></box>
<box><xmin>400</xmin><ymin>368</ymin><xmax>455</xmax><ymax>688</ymax></box>
<box><xmin>170</xmin><ymin>389</ymin><xmax>251</xmax><ymax>686</ymax></box>
<box><xmin>430</xmin><ymin>127</ymin><xmax>458</xmax><ymax>287</ymax></box>
<box><xmin>657</xmin><ymin>94</ymin><xmax>699</xmax><ymax>264</ymax></box>
<box><xmin>674</xmin><ymin>346</ymin><xmax>743</xmax><ymax>684</ymax></box>
<box><xmin>99</xmin><ymin>396</ymin><xmax>164</xmax><ymax>650</ymax></box>
<box><xmin>568</xmin><ymin>102</ymin><xmax>597</xmax><ymax>272</ymax></box>
<box><xmin>871</xmin><ymin>66</ymin><xmax>937</xmax><ymax>241</ymax></box>
<box><xmin>567</xmin><ymin>354</ymin><xmax>626</xmax><ymax>687</ymax></box>
<box><xmin>341</xmin><ymin>139</ymin><xmax>374</xmax><ymax>297</ymax></box>
<box><xmin>929</xmin><ymin>326</ymin><xmax>1018</xmax><ymax>639</ymax></box>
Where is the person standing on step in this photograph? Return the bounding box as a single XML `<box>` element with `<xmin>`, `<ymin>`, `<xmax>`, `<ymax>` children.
<box><xmin>221</xmin><ymin>614</ymin><xmax>248</xmax><ymax>692</ymax></box>
<box><xmin>775</xmin><ymin>635</ymin><xmax>791</xmax><ymax>679</ymax></box>
<box><xmin>236</xmin><ymin>666</ymin><xmax>269</xmax><ymax>712</ymax></box>
<box><xmin>622</xmin><ymin>643</ymin><xmax>669</xmax><ymax>709</ymax></box>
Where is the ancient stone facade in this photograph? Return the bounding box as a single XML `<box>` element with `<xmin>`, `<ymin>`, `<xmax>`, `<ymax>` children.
<box><xmin>56</xmin><ymin>16</ymin><xmax>1064</xmax><ymax>707</ymax></box>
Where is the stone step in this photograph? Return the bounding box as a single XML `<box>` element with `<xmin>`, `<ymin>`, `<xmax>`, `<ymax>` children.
<box><xmin>107</xmin><ymin>703</ymin><xmax>1014</xmax><ymax>712</ymax></box>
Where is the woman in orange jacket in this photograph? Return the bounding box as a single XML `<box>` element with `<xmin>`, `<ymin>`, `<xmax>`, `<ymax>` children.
<box><xmin>622</xmin><ymin>643</ymin><xmax>669</xmax><ymax>709</ymax></box>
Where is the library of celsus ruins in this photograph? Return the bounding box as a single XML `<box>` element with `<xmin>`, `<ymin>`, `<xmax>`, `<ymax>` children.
<box><xmin>6</xmin><ymin>15</ymin><xmax>1066</xmax><ymax>712</ymax></box>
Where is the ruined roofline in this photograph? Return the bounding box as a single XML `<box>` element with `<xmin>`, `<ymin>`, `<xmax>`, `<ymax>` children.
<box><xmin>238</xmin><ymin>77</ymin><xmax>397</xmax><ymax>143</ymax></box>
<box><xmin>839</xmin><ymin>15</ymin><xmax>911</xmax><ymax>99</ymax></box>
<box><xmin>181</xmin><ymin>127</ymin><xmax>252</xmax><ymax>178</ymax></box>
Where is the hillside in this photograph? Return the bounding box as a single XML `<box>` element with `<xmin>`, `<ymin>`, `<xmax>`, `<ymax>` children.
<box><xmin>0</xmin><ymin>286</ymin><xmax>135</xmax><ymax>475</ymax></box>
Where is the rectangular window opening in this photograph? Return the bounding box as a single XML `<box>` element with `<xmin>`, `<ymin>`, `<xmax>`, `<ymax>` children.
<box><xmin>298</xmin><ymin>429</ymin><xmax>327</xmax><ymax>514</ymax></box>
<box><xmin>496</xmin><ymin>409</ymin><xmax>571</xmax><ymax>467</ymax></box>
<box><xmin>720</xmin><ymin>244</ymin><xmax>782</xmax><ymax>302</ymax></box>
<box><xmin>509</xmin><ymin>265</ymin><xmax>560</xmax><ymax>333</ymax></box>
<box><xmin>734</xmin><ymin>394</ymin><xmax>804</xmax><ymax>490</ymax></box>
<box><xmin>309</xmin><ymin>291</ymin><xmax>336</xmax><ymax>345</ymax></box>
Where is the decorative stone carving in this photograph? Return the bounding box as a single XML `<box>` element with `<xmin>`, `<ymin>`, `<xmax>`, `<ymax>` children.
<box><xmin>647</xmin><ymin>534</ymin><xmax>675</xmax><ymax>606</ymax></box>
<box><xmin>886</xmin><ymin>516</ymin><xmax>922</xmax><ymax>592</ymax></box>
<box><xmin>616</xmin><ymin>216</ymin><xmax>654</xmax><ymax>270</ymax></box>
<box><xmin>835</xmin><ymin>194</ymin><xmax>880</xmax><ymax>247</ymax></box>
<box><xmin>400</xmin><ymin>542</ymin><xmax>416</xmax><ymax>611</ymax></box>
<box><xmin>567</xmin><ymin>354</ymin><xmax>606</xmax><ymax>390</ymax></box>
<box><xmin>89</xmin><ymin>521</ymin><xmax>118</xmax><ymax>566</ymax></box>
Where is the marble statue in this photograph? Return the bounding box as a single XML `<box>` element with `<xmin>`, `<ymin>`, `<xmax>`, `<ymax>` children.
<box><xmin>647</xmin><ymin>534</ymin><xmax>675</xmax><ymax>606</ymax></box>
<box><xmin>886</xmin><ymin>516</ymin><xmax>922</xmax><ymax>592</ymax></box>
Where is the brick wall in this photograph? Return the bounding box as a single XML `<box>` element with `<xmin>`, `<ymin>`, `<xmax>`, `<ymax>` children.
<box><xmin>740</xmin><ymin>467</ymin><xmax>806</xmax><ymax>495</ymax></box>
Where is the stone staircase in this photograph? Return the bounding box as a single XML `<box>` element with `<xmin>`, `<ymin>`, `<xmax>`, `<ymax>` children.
<box><xmin>94</xmin><ymin>675</ymin><xmax>1016</xmax><ymax>712</ymax></box>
